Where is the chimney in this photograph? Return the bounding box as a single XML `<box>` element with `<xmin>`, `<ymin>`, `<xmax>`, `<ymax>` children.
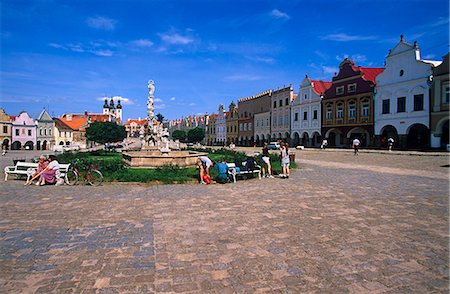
<box><xmin>66</xmin><ymin>114</ymin><xmax>72</xmax><ymax>121</ymax></box>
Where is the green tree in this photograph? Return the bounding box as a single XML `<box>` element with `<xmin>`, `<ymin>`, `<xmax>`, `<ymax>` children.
<box><xmin>156</xmin><ymin>113</ymin><xmax>165</xmax><ymax>123</ymax></box>
<box><xmin>172</xmin><ymin>130</ymin><xmax>187</xmax><ymax>142</ymax></box>
<box><xmin>187</xmin><ymin>127</ymin><xmax>205</xmax><ymax>143</ymax></box>
<box><xmin>86</xmin><ymin>121</ymin><xmax>127</xmax><ymax>145</ymax></box>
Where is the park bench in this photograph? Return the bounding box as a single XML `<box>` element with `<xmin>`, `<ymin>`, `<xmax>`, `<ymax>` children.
<box><xmin>4</xmin><ymin>162</ymin><xmax>38</xmax><ymax>181</ymax></box>
<box><xmin>227</xmin><ymin>162</ymin><xmax>262</xmax><ymax>183</ymax></box>
<box><xmin>28</xmin><ymin>163</ymin><xmax>71</xmax><ymax>184</ymax></box>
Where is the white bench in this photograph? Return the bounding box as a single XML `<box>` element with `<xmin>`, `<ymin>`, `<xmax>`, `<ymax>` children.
<box><xmin>227</xmin><ymin>162</ymin><xmax>262</xmax><ymax>183</ymax></box>
<box><xmin>4</xmin><ymin>162</ymin><xmax>39</xmax><ymax>181</ymax></box>
<box><xmin>28</xmin><ymin>163</ymin><xmax>71</xmax><ymax>185</ymax></box>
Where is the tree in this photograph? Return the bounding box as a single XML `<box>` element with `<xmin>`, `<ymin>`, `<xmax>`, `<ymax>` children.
<box><xmin>86</xmin><ymin>121</ymin><xmax>127</xmax><ymax>145</ymax></box>
<box><xmin>172</xmin><ymin>130</ymin><xmax>187</xmax><ymax>142</ymax></box>
<box><xmin>187</xmin><ymin>127</ymin><xmax>205</xmax><ymax>143</ymax></box>
<box><xmin>156</xmin><ymin>113</ymin><xmax>165</xmax><ymax>124</ymax></box>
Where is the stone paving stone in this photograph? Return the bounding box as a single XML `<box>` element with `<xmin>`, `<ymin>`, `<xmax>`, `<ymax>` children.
<box><xmin>0</xmin><ymin>150</ymin><xmax>448</xmax><ymax>293</ymax></box>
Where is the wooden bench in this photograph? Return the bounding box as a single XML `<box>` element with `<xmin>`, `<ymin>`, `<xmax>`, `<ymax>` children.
<box><xmin>4</xmin><ymin>162</ymin><xmax>39</xmax><ymax>181</ymax></box>
<box><xmin>28</xmin><ymin>163</ymin><xmax>71</xmax><ymax>185</ymax></box>
<box><xmin>227</xmin><ymin>162</ymin><xmax>262</xmax><ymax>183</ymax></box>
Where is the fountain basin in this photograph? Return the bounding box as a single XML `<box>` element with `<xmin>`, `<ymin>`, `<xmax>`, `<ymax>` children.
<box><xmin>122</xmin><ymin>150</ymin><xmax>207</xmax><ymax>168</ymax></box>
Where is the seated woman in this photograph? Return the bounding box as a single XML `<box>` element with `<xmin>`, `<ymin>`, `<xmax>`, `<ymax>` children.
<box><xmin>31</xmin><ymin>155</ymin><xmax>48</xmax><ymax>185</ymax></box>
<box><xmin>38</xmin><ymin>155</ymin><xmax>60</xmax><ymax>186</ymax></box>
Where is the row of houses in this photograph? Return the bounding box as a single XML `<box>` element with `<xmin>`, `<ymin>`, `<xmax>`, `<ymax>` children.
<box><xmin>168</xmin><ymin>36</ymin><xmax>449</xmax><ymax>149</ymax></box>
<box><xmin>0</xmin><ymin>98</ymin><xmax>123</xmax><ymax>151</ymax></box>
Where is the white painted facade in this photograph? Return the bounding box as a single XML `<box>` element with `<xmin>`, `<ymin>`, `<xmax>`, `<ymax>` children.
<box><xmin>375</xmin><ymin>38</ymin><xmax>441</xmax><ymax>144</ymax></box>
<box><xmin>215</xmin><ymin>104</ymin><xmax>227</xmax><ymax>144</ymax></box>
<box><xmin>254</xmin><ymin>111</ymin><xmax>271</xmax><ymax>143</ymax></box>
<box><xmin>291</xmin><ymin>76</ymin><xmax>324</xmax><ymax>146</ymax></box>
<box><xmin>270</xmin><ymin>85</ymin><xmax>293</xmax><ymax>140</ymax></box>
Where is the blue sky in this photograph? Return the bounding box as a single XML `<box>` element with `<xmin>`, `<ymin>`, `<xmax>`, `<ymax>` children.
<box><xmin>1</xmin><ymin>0</ymin><xmax>448</xmax><ymax>121</ymax></box>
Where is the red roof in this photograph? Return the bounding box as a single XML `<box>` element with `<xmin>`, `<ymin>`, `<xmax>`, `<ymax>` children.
<box><xmin>59</xmin><ymin>117</ymin><xmax>88</xmax><ymax>130</ymax></box>
<box><xmin>124</xmin><ymin>119</ymin><xmax>148</xmax><ymax>126</ymax></box>
<box><xmin>311</xmin><ymin>80</ymin><xmax>332</xmax><ymax>95</ymax></box>
<box><xmin>358</xmin><ymin>67</ymin><xmax>385</xmax><ymax>83</ymax></box>
<box><xmin>88</xmin><ymin>114</ymin><xmax>110</xmax><ymax>122</ymax></box>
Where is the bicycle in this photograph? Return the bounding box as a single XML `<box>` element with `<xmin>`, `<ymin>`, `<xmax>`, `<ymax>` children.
<box><xmin>65</xmin><ymin>159</ymin><xmax>104</xmax><ymax>186</ymax></box>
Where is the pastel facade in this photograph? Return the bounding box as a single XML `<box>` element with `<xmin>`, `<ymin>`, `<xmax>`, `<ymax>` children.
<box><xmin>215</xmin><ymin>104</ymin><xmax>227</xmax><ymax>145</ymax></box>
<box><xmin>292</xmin><ymin>76</ymin><xmax>331</xmax><ymax>147</ymax></box>
<box><xmin>36</xmin><ymin>109</ymin><xmax>55</xmax><ymax>151</ymax></box>
<box><xmin>271</xmin><ymin>85</ymin><xmax>294</xmax><ymax>142</ymax></box>
<box><xmin>54</xmin><ymin>118</ymin><xmax>73</xmax><ymax>146</ymax></box>
<box><xmin>238</xmin><ymin>90</ymin><xmax>271</xmax><ymax>146</ymax></box>
<box><xmin>226</xmin><ymin>102</ymin><xmax>238</xmax><ymax>144</ymax></box>
<box><xmin>430</xmin><ymin>53</ymin><xmax>449</xmax><ymax>149</ymax></box>
<box><xmin>11</xmin><ymin>111</ymin><xmax>36</xmax><ymax>150</ymax></box>
<box><xmin>254</xmin><ymin>111</ymin><xmax>271</xmax><ymax>144</ymax></box>
<box><xmin>0</xmin><ymin>108</ymin><xmax>12</xmax><ymax>150</ymax></box>
<box><xmin>322</xmin><ymin>58</ymin><xmax>384</xmax><ymax>147</ymax></box>
<box><xmin>124</xmin><ymin>119</ymin><xmax>148</xmax><ymax>137</ymax></box>
<box><xmin>375</xmin><ymin>37</ymin><xmax>441</xmax><ymax>149</ymax></box>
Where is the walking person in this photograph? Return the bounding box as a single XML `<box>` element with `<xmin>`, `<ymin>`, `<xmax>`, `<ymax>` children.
<box><xmin>320</xmin><ymin>139</ymin><xmax>328</xmax><ymax>150</ymax></box>
<box><xmin>387</xmin><ymin>137</ymin><xmax>394</xmax><ymax>151</ymax></box>
<box><xmin>261</xmin><ymin>143</ymin><xmax>274</xmax><ymax>178</ymax></box>
<box><xmin>279</xmin><ymin>143</ymin><xmax>290</xmax><ymax>178</ymax></box>
<box><xmin>352</xmin><ymin>138</ymin><xmax>361</xmax><ymax>155</ymax></box>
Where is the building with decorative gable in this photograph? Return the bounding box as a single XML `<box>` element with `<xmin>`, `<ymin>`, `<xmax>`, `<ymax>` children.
<box><xmin>431</xmin><ymin>53</ymin><xmax>449</xmax><ymax>149</ymax></box>
<box><xmin>11</xmin><ymin>111</ymin><xmax>36</xmax><ymax>150</ymax></box>
<box><xmin>0</xmin><ymin>108</ymin><xmax>12</xmax><ymax>150</ymax></box>
<box><xmin>226</xmin><ymin>101</ymin><xmax>238</xmax><ymax>145</ymax></box>
<box><xmin>216</xmin><ymin>104</ymin><xmax>227</xmax><ymax>145</ymax></box>
<box><xmin>322</xmin><ymin>58</ymin><xmax>384</xmax><ymax>147</ymax></box>
<box><xmin>375</xmin><ymin>36</ymin><xmax>441</xmax><ymax>149</ymax></box>
<box><xmin>271</xmin><ymin>85</ymin><xmax>294</xmax><ymax>142</ymax></box>
<box><xmin>36</xmin><ymin>108</ymin><xmax>55</xmax><ymax>150</ymax></box>
<box><xmin>292</xmin><ymin>76</ymin><xmax>331</xmax><ymax>147</ymax></box>
<box><xmin>54</xmin><ymin>118</ymin><xmax>73</xmax><ymax>147</ymax></box>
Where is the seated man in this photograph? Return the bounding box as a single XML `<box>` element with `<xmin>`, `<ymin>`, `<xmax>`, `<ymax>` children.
<box><xmin>215</xmin><ymin>158</ymin><xmax>230</xmax><ymax>184</ymax></box>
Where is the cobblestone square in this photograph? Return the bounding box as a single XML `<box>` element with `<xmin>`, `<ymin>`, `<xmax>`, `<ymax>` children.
<box><xmin>0</xmin><ymin>149</ymin><xmax>448</xmax><ymax>293</ymax></box>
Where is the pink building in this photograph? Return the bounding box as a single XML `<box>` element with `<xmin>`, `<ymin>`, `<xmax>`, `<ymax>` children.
<box><xmin>11</xmin><ymin>111</ymin><xmax>37</xmax><ymax>150</ymax></box>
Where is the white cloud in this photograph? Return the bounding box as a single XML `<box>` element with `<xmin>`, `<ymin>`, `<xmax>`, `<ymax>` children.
<box><xmin>87</xmin><ymin>16</ymin><xmax>117</xmax><ymax>31</ymax></box>
<box><xmin>225</xmin><ymin>74</ymin><xmax>264</xmax><ymax>81</ymax></box>
<box><xmin>91</xmin><ymin>49</ymin><xmax>113</xmax><ymax>57</ymax></box>
<box><xmin>336</xmin><ymin>54</ymin><xmax>367</xmax><ymax>63</ymax></box>
<box><xmin>97</xmin><ymin>96</ymin><xmax>134</xmax><ymax>105</ymax></box>
<box><xmin>130</xmin><ymin>39</ymin><xmax>154</xmax><ymax>48</ymax></box>
<box><xmin>271</xmin><ymin>9</ymin><xmax>290</xmax><ymax>20</ymax></box>
<box><xmin>155</xmin><ymin>103</ymin><xmax>166</xmax><ymax>109</ymax></box>
<box><xmin>159</xmin><ymin>33</ymin><xmax>194</xmax><ymax>45</ymax></box>
<box><xmin>189</xmin><ymin>103</ymin><xmax>196</xmax><ymax>106</ymax></box>
<box><xmin>320</xmin><ymin>33</ymin><xmax>377</xmax><ymax>42</ymax></box>
<box><xmin>322</xmin><ymin>66</ymin><xmax>338</xmax><ymax>75</ymax></box>
<box><xmin>154</xmin><ymin>98</ymin><xmax>163</xmax><ymax>103</ymax></box>
<box><xmin>246</xmin><ymin>55</ymin><xmax>275</xmax><ymax>64</ymax></box>
<box><xmin>170</xmin><ymin>97</ymin><xmax>176</xmax><ymax>101</ymax></box>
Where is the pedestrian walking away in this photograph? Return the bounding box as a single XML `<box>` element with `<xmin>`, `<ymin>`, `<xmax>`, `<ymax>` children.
<box><xmin>352</xmin><ymin>138</ymin><xmax>361</xmax><ymax>155</ymax></box>
<box><xmin>388</xmin><ymin>137</ymin><xmax>394</xmax><ymax>151</ymax></box>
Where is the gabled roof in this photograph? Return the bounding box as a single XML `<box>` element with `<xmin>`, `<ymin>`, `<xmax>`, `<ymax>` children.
<box><xmin>310</xmin><ymin>80</ymin><xmax>332</xmax><ymax>95</ymax></box>
<box><xmin>124</xmin><ymin>119</ymin><xmax>148</xmax><ymax>126</ymax></box>
<box><xmin>59</xmin><ymin>117</ymin><xmax>88</xmax><ymax>131</ymax></box>
<box><xmin>37</xmin><ymin>109</ymin><xmax>53</xmax><ymax>121</ymax></box>
<box><xmin>88</xmin><ymin>114</ymin><xmax>110</xmax><ymax>122</ymax></box>
<box><xmin>358</xmin><ymin>67</ymin><xmax>385</xmax><ymax>83</ymax></box>
<box><xmin>54</xmin><ymin>118</ymin><xmax>72</xmax><ymax>130</ymax></box>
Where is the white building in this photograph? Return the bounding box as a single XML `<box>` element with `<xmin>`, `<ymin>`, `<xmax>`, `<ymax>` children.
<box><xmin>271</xmin><ymin>85</ymin><xmax>294</xmax><ymax>141</ymax></box>
<box><xmin>215</xmin><ymin>104</ymin><xmax>227</xmax><ymax>145</ymax></box>
<box><xmin>291</xmin><ymin>76</ymin><xmax>331</xmax><ymax>147</ymax></box>
<box><xmin>375</xmin><ymin>36</ymin><xmax>441</xmax><ymax>149</ymax></box>
<box><xmin>254</xmin><ymin>111</ymin><xmax>271</xmax><ymax>145</ymax></box>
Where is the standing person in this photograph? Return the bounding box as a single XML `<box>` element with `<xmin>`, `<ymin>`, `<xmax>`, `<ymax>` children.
<box><xmin>321</xmin><ymin>139</ymin><xmax>328</xmax><ymax>150</ymax></box>
<box><xmin>197</xmin><ymin>156</ymin><xmax>213</xmax><ymax>184</ymax></box>
<box><xmin>387</xmin><ymin>137</ymin><xmax>394</xmax><ymax>151</ymax></box>
<box><xmin>280</xmin><ymin>143</ymin><xmax>290</xmax><ymax>178</ymax></box>
<box><xmin>261</xmin><ymin>143</ymin><xmax>274</xmax><ymax>178</ymax></box>
<box><xmin>352</xmin><ymin>138</ymin><xmax>361</xmax><ymax>155</ymax></box>
<box><xmin>38</xmin><ymin>155</ymin><xmax>60</xmax><ymax>186</ymax></box>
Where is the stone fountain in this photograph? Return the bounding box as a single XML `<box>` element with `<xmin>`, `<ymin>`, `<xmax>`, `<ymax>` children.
<box><xmin>122</xmin><ymin>80</ymin><xmax>206</xmax><ymax>168</ymax></box>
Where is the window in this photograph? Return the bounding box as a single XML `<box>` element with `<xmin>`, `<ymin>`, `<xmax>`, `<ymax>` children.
<box><xmin>294</xmin><ymin>112</ymin><xmax>299</xmax><ymax>121</ymax></box>
<box><xmin>304</xmin><ymin>94</ymin><xmax>307</xmax><ymax>100</ymax></box>
<box><xmin>279</xmin><ymin>100</ymin><xmax>283</xmax><ymax>107</ymax></box>
<box><xmin>249</xmin><ymin>123</ymin><xmax>252</xmax><ymax>131</ymax></box>
<box><xmin>442</xmin><ymin>83</ymin><xmax>449</xmax><ymax>104</ymax></box>
<box><xmin>15</xmin><ymin>129</ymin><xmax>19</xmax><ymax>136</ymax></box>
<box><xmin>3</xmin><ymin>126</ymin><xmax>7</xmax><ymax>133</ymax></box>
<box><xmin>303</xmin><ymin>111</ymin><xmax>308</xmax><ymax>120</ymax></box>
<box><xmin>273</xmin><ymin>101</ymin><xmax>277</xmax><ymax>108</ymax></box>
<box><xmin>278</xmin><ymin>116</ymin><xmax>282</xmax><ymax>125</ymax></box>
<box><xmin>39</xmin><ymin>128</ymin><xmax>42</xmax><ymax>136</ymax></box>
<box><xmin>244</xmin><ymin>111</ymin><xmax>247</xmax><ymax>118</ymax></box>
<box><xmin>413</xmin><ymin>94</ymin><xmax>424</xmax><ymax>111</ymax></box>
<box><xmin>337</xmin><ymin>104</ymin><xmax>344</xmax><ymax>118</ymax></box>
<box><xmin>361</xmin><ymin>102</ymin><xmax>370</xmax><ymax>117</ymax></box>
<box><xmin>313</xmin><ymin>110</ymin><xmax>318</xmax><ymax>120</ymax></box>
<box><xmin>336</xmin><ymin>86</ymin><xmax>344</xmax><ymax>95</ymax></box>
<box><xmin>244</xmin><ymin>123</ymin><xmax>247</xmax><ymax>131</ymax></box>
<box><xmin>239</xmin><ymin>124</ymin><xmax>243</xmax><ymax>131</ymax></box>
<box><xmin>399</xmin><ymin>69</ymin><xmax>404</xmax><ymax>76</ymax></box>
<box><xmin>397</xmin><ymin>97</ymin><xmax>406</xmax><ymax>112</ymax></box>
<box><xmin>285</xmin><ymin>98</ymin><xmax>289</xmax><ymax>105</ymax></box>
<box><xmin>349</xmin><ymin>102</ymin><xmax>356</xmax><ymax>118</ymax></box>
<box><xmin>44</xmin><ymin>129</ymin><xmax>47</xmax><ymax>136</ymax></box>
<box><xmin>382</xmin><ymin>99</ymin><xmax>390</xmax><ymax>114</ymax></box>
<box><xmin>326</xmin><ymin>107</ymin><xmax>333</xmax><ymax>120</ymax></box>
<box><xmin>348</xmin><ymin>83</ymin><xmax>356</xmax><ymax>92</ymax></box>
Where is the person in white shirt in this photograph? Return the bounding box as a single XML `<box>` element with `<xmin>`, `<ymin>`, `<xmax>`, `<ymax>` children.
<box><xmin>38</xmin><ymin>155</ymin><xmax>60</xmax><ymax>185</ymax></box>
<box><xmin>197</xmin><ymin>156</ymin><xmax>214</xmax><ymax>184</ymax></box>
<box><xmin>352</xmin><ymin>138</ymin><xmax>361</xmax><ymax>155</ymax></box>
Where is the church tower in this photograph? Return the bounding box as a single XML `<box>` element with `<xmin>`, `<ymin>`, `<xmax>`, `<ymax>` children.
<box><xmin>103</xmin><ymin>98</ymin><xmax>109</xmax><ymax>115</ymax></box>
<box><xmin>116</xmin><ymin>100</ymin><xmax>122</xmax><ymax>124</ymax></box>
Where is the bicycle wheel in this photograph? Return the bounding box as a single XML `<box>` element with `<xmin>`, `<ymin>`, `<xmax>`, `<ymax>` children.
<box><xmin>65</xmin><ymin>170</ymin><xmax>79</xmax><ymax>185</ymax></box>
<box><xmin>87</xmin><ymin>170</ymin><xmax>103</xmax><ymax>186</ymax></box>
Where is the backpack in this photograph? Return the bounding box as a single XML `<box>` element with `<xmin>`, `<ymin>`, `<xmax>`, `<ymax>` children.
<box><xmin>246</xmin><ymin>156</ymin><xmax>256</xmax><ymax>171</ymax></box>
<box><xmin>203</xmin><ymin>174</ymin><xmax>211</xmax><ymax>184</ymax></box>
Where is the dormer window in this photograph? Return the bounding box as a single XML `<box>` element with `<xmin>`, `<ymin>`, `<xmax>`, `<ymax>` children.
<box><xmin>336</xmin><ymin>86</ymin><xmax>344</xmax><ymax>95</ymax></box>
<box><xmin>348</xmin><ymin>83</ymin><xmax>356</xmax><ymax>93</ymax></box>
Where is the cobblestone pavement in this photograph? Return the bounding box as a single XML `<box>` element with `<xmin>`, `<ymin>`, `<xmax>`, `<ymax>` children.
<box><xmin>0</xmin><ymin>151</ymin><xmax>448</xmax><ymax>293</ymax></box>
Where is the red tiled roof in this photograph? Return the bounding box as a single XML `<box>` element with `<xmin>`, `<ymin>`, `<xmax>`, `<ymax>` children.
<box><xmin>54</xmin><ymin>118</ymin><xmax>73</xmax><ymax>130</ymax></box>
<box><xmin>124</xmin><ymin>119</ymin><xmax>148</xmax><ymax>126</ymax></box>
<box><xmin>59</xmin><ymin>117</ymin><xmax>88</xmax><ymax>130</ymax></box>
<box><xmin>358</xmin><ymin>67</ymin><xmax>385</xmax><ymax>83</ymax></box>
<box><xmin>311</xmin><ymin>80</ymin><xmax>332</xmax><ymax>95</ymax></box>
<box><xmin>88</xmin><ymin>114</ymin><xmax>110</xmax><ymax>122</ymax></box>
